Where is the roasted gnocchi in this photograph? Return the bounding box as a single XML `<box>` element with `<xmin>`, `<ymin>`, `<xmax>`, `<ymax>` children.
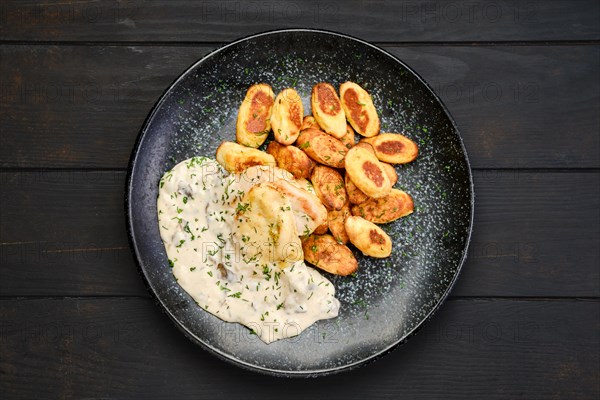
<box><xmin>302</xmin><ymin>234</ymin><xmax>358</xmax><ymax>276</ymax></box>
<box><xmin>340</xmin><ymin>81</ymin><xmax>380</xmax><ymax>137</ymax></box>
<box><xmin>271</xmin><ymin>88</ymin><xmax>304</xmax><ymax>145</ymax></box>
<box><xmin>345</xmin><ymin>216</ymin><xmax>392</xmax><ymax>258</ymax></box>
<box><xmin>215</xmin><ymin>80</ymin><xmax>420</xmax><ymax>276</ymax></box>
<box><xmin>296</xmin><ymin>128</ymin><xmax>347</xmax><ymax>168</ymax></box>
<box><xmin>216</xmin><ymin>141</ymin><xmax>276</xmax><ymax>173</ymax></box>
<box><xmin>328</xmin><ymin>204</ymin><xmax>351</xmax><ymax>244</ymax></box>
<box><xmin>266</xmin><ymin>141</ymin><xmax>315</xmax><ymax>179</ymax></box>
<box><xmin>236</xmin><ymin>83</ymin><xmax>275</xmax><ymax>148</ymax></box>
<box><xmin>344</xmin><ymin>145</ymin><xmax>392</xmax><ymax>198</ymax></box>
<box><xmin>361</xmin><ymin>133</ymin><xmax>419</xmax><ymax>164</ymax></box>
<box><xmin>351</xmin><ymin>189</ymin><xmax>414</xmax><ymax>224</ymax></box>
<box><xmin>311</xmin><ymin>165</ymin><xmax>347</xmax><ymax>211</ymax></box>
<box><xmin>311</xmin><ymin>83</ymin><xmax>346</xmax><ymax>138</ymax></box>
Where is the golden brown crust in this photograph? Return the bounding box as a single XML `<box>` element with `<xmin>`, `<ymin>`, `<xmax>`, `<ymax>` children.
<box><xmin>340</xmin><ymin>82</ymin><xmax>380</xmax><ymax>137</ymax></box>
<box><xmin>266</xmin><ymin>141</ymin><xmax>315</xmax><ymax>179</ymax></box>
<box><xmin>295</xmin><ymin>128</ymin><xmax>347</xmax><ymax>168</ymax></box>
<box><xmin>361</xmin><ymin>133</ymin><xmax>419</xmax><ymax>164</ymax></box>
<box><xmin>271</xmin><ymin>88</ymin><xmax>304</xmax><ymax>145</ymax></box>
<box><xmin>380</xmin><ymin>163</ymin><xmax>398</xmax><ymax>186</ymax></box>
<box><xmin>301</xmin><ymin>115</ymin><xmax>320</xmax><ymax>131</ymax></box>
<box><xmin>344</xmin><ymin>145</ymin><xmax>391</xmax><ymax>198</ymax></box>
<box><xmin>327</xmin><ymin>203</ymin><xmax>350</xmax><ymax>244</ymax></box>
<box><xmin>216</xmin><ymin>141</ymin><xmax>276</xmax><ymax>173</ymax></box>
<box><xmin>353</xmin><ymin>141</ymin><xmax>375</xmax><ymax>154</ymax></box>
<box><xmin>345</xmin><ymin>216</ymin><xmax>392</xmax><ymax>258</ymax></box>
<box><xmin>301</xmin><ymin>234</ymin><xmax>358</xmax><ymax>276</ymax></box>
<box><xmin>310</xmin><ymin>165</ymin><xmax>347</xmax><ymax>211</ymax></box>
<box><xmin>313</xmin><ymin>221</ymin><xmax>329</xmax><ymax>235</ymax></box>
<box><xmin>345</xmin><ymin>173</ymin><xmax>370</xmax><ymax>205</ymax></box>
<box><xmin>236</xmin><ymin>83</ymin><xmax>274</xmax><ymax>148</ymax></box>
<box><xmin>339</xmin><ymin>123</ymin><xmax>356</xmax><ymax>149</ymax></box>
<box><xmin>350</xmin><ymin>189</ymin><xmax>414</xmax><ymax>224</ymax></box>
<box><xmin>311</xmin><ymin>83</ymin><xmax>346</xmax><ymax>138</ymax></box>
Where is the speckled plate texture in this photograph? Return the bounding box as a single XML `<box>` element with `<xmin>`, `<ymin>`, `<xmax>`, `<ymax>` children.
<box><xmin>126</xmin><ymin>29</ymin><xmax>474</xmax><ymax>377</ymax></box>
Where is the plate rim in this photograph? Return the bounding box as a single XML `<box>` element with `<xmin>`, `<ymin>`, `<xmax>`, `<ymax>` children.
<box><xmin>125</xmin><ymin>28</ymin><xmax>475</xmax><ymax>377</ymax></box>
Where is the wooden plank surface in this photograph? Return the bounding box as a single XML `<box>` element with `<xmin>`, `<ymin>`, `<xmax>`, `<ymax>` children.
<box><xmin>1</xmin><ymin>0</ymin><xmax>598</xmax><ymax>42</ymax></box>
<box><xmin>1</xmin><ymin>44</ymin><xmax>598</xmax><ymax>169</ymax></box>
<box><xmin>1</xmin><ymin>170</ymin><xmax>598</xmax><ymax>298</ymax></box>
<box><xmin>0</xmin><ymin>298</ymin><xmax>597</xmax><ymax>399</ymax></box>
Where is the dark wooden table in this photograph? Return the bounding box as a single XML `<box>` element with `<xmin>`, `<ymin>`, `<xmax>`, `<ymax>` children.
<box><xmin>1</xmin><ymin>1</ymin><xmax>599</xmax><ymax>398</ymax></box>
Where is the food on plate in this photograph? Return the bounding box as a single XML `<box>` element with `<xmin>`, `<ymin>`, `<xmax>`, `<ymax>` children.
<box><xmin>158</xmin><ymin>81</ymin><xmax>421</xmax><ymax>343</ymax></box>
<box><xmin>313</xmin><ymin>221</ymin><xmax>329</xmax><ymax>235</ymax></box>
<box><xmin>301</xmin><ymin>234</ymin><xmax>358</xmax><ymax>276</ymax></box>
<box><xmin>310</xmin><ymin>165</ymin><xmax>347</xmax><ymax>211</ymax></box>
<box><xmin>353</xmin><ymin>141</ymin><xmax>376</xmax><ymax>154</ymax></box>
<box><xmin>339</xmin><ymin>123</ymin><xmax>356</xmax><ymax>149</ymax></box>
<box><xmin>301</xmin><ymin>115</ymin><xmax>319</xmax><ymax>131</ymax></box>
<box><xmin>267</xmin><ymin>178</ymin><xmax>328</xmax><ymax>236</ymax></box>
<box><xmin>344</xmin><ymin>145</ymin><xmax>392</xmax><ymax>199</ymax></box>
<box><xmin>327</xmin><ymin>204</ymin><xmax>351</xmax><ymax>244</ymax></box>
<box><xmin>340</xmin><ymin>81</ymin><xmax>380</xmax><ymax>137</ymax></box>
<box><xmin>271</xmin><ymin>88</ymin><xmax>304</xmax><ymax>145</ymax></box>
<box><xmin>381</xmin><ymin>163</ymin><xmax>398</xmax><ymax>186</ymax></box>
<box><xmin>236</xmin><ymin>83</ymin><xmax>275</xmax><ymax>148</ymax></box>
<box><xmin>295</xmin><ymin>128</ymin><xmax>347</xmax><ymax>168</ymax></box>
<box><xmin>345</xmin><ymin>216</ymin><xmax>392</xmax><ymax>258</ymax></box>
<box><xmin>311</xmin><ymin>83</ymin><xmax>346</xmax><ymax>138</ymax></box>
<box><xmin>361</xmin><ymin>133</ymin><xmax>419</xmax><ymax>164</ymax></box>
<box><xmin>234</xmin><ymin>183</ymin><xmax>303</xmax><ymax>269</ymax></box>
<box><xmin>158</xmin><ymin>158</ymin><xmax>339</xmax><ymax>344</ymax></box>
<box><xmin>216</xmin><ymin>141</ymin><xmax>275</xmax><ymax>173</ymax></box>
<box><xmin>345</xmin><ymin>173</ymin><xmax>370</xmax><ymax>205</ymax></box>
<box><xmin>351</xmin><ymin>189</ymin><xmax>414</xmax><ymax>224</ymax></box>
<box><xmin>266</xmin><ymin>141</ymin><xmax>315</xmax><ymax>179</ymax></box>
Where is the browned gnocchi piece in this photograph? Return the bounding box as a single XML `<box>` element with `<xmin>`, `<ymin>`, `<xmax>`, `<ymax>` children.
<box><xmin>301</xmin><ymin>234</ymin><xmax>358</xmax><ymax>276</ymax></box>
<box><xmin>301</xmin><ymin>115</ymin><xmax>320</xmax><ymax>131</ymax></box>
<box><xmin>266</xmin><ymin>141</ymin><xmax>315</xmax><ymax>179</ymax></box>
<box><xmin>345</xmin><ymin>216</ymin><xmax>392</xmax><ymax>258</ymax></box>
<box><xmin>313</xmin><ymin>221</ymin><xmax>329</xmax><ymax>235</ymax></box>
<box><xmin>351</xmin><ymin>189</ymin><xmax>414</xmax><ymax>224</ymax></box>
<box><xmin>345</xmin><ymin>173</ymin><xmax>370</xmax><ymax>205</ymax></box>
<box><xmin>361</xmin><ymin>133</ymin><xmax>419</xmax><ymax>164</ymax></box>
<box><xmin>310</xmin><ymin>165</ymin><xmax>347</xmax><ymax>211</ymax></box>
<box><xmin>354</xmin><ymin>141</ymin><xmax>375</xmax><ymax>154</ymax></box>
<box><xmin>344</xmin><ymin>145</ymin><xmax>392</xmax><ymax>199</ymax></box>
<box><xmin>327</xmin><ymin>203</ymin><xmax>350</xmax><ymax>244</ymax></box>
<box><xmin>271</xmin><ymin>88</ymin><xmax>304</xmax><ymax>145</ymax></box>
<box><xmin>339</xmin><ymin>82</ymin><xmax>380</xmax><ymax>137</ymax></box>
<box><xmin>236</xmin><ymin>83</ymin><xmax>275</xmax><ymax>148</ymax></box>
<box><xmin>295</xmin><ymin>128</ymin><xmax>347</xmax><ymax>168</ymax></box>
<box><xmin>354</xmin><ymin>143</ymin><xmax>397</xmax><ymax>184</ymax></box>
<box><xmin>339</xmin><ymin>123</ymin><xmax>356</xmax><ymax>149</ymax></box>
<box><xmin>216</xmin><ymin>141</ymin><xmax>276</xmax><ymax>173</ymax></box>
<box><xmin>311</xmin><ymin>83</ymin><xmax>347</xmax><ymax>138</ymax></box>
<box><xmin>381</xmin><ymin>163</ymin><xmax>398</xmax><ymax>186</ymax></box>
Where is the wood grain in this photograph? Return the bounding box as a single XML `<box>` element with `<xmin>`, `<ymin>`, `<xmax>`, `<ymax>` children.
<box><xmin>1</xmin><ymin>170</ymin><xmax>598</xmax><ymax>297</ymax></box>
<box><xmin>0</xmin><ymin>298</ymin><xmax>597</xmax><ymax>399</ymax></box>
<box><xmin>1</xmin><ymin>0</ymin><xmax>598</xmax><ymax>42</ymax></box>
<box><xmin>1</xmin><ymin>44</ymin><xmax>598</xmax><ymax>169</ymax></box>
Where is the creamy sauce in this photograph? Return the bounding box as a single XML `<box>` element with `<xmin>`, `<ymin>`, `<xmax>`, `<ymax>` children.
<box><xmin>157</xmin><ymin>157</ymin><xmax>339</xmax><ymax>343</ymax></box>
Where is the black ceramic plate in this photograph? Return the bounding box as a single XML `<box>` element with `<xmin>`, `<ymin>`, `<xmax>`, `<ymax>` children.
<box><xmin>126</xmin><ymin>29</ymin><xmax>474</xmax><ymax>376</ymax></box>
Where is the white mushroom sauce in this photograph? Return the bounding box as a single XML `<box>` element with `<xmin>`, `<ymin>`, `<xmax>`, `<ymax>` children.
<box><xmin>157</xmin><ymin>157</ymin><xmax>339</xmax><ymax>343</ymax></box>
